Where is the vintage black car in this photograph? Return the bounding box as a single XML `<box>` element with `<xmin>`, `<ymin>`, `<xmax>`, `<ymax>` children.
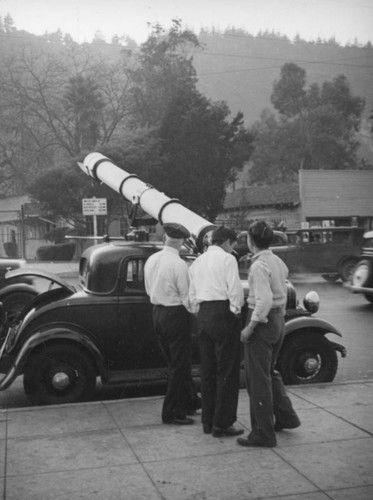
<box><xmin>0</xmin><ymin>240</ymin><xmax>346</xmax><ymax>406</ymax></box>
<box><xmin>345</xmin><ymin>230</ymin><xmax>373</xmax><ymax>303</ymax></box>
<box><xmin>237</xmin><ymin>226</ymin><xmax>364</xmax><ymax>282</ymax></box>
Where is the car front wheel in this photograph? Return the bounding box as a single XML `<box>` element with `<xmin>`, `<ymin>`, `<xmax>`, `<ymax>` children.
<box><xmin>23</xmin><ymin>344</ymin><xmax>96</xmax><ymax>405</ymax></box>
<box><xmin>277</xmin><ymin>332</ymin><xmax>338</xmax><ymax>385</ymax></box>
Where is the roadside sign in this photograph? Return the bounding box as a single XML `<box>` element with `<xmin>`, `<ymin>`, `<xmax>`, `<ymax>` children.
<box><xmin>82</xmin><ymin>198</ymin><xmax>107</xmax><ymax>216</ymax></box>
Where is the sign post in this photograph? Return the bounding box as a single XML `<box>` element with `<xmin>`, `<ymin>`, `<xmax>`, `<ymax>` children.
<box><xmin>82</xmin><ymin>198</ymin><xmax>107</xmax><ymax>244</ymax></box>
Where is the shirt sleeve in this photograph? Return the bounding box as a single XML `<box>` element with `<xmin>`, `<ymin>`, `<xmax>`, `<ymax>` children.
<box><xmin>251</xmin><ymin>260</ymin><xmax>273</xmax><ymax>322</ymax></box>
<box><xmin>144</xmin><ymin>258</ymin><xmax>151</xmax><ymax>295</ymax></box>
<box><xmin>225</xmin><ymin>255</ymin><xmax>244</xmax><ymax>315</ymax></box>
<box><xmin>188</xmin><ymin>263</ymin><xmax>200</xmax><ymax>314</ymax></box>
<box><xmin>175</xmin><ymin>260</ymin><xmax>192</xmax><ymax>313</ymax></box>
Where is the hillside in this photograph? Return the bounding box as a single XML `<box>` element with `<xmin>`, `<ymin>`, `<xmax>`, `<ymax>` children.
<box><xmin>194</xmin><ymin>31</ymin><xmax>373</xmax><ymax>124</ymax></box>
<box><xmin>1</xmin><ymin>28</ymin><xmax>372</xmax><ymax>163</ymax></box>
<box><xmin>192</xmin><ymin>31</ymin><xmax>373</xmax><ymax>163</ymax></box>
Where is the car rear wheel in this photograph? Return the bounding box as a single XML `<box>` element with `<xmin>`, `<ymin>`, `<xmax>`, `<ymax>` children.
<box><xmin>340</xmin><ymin>258</ymin><xmax>359</xmax><ymax>282</ymax></box>
<box><xmin>2</xmin><ymin>291</ymin><xmax>37</xmax><ymax>320</ymax></box>
<box><xmin>277</xmin><ymin>332</ymin><xmax>338</xmax><ymax>385</ymax></box>
<box><xmin>23</xmin><ymin>344</ymin><xmax>96</xmax><ymax>405</ymax></box>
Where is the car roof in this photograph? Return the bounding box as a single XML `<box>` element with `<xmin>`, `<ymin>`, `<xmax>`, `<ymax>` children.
<box><xmin>81</xmin><ymin>240</ymin><xmax>193</xmax><ymax>262</ymax></box>
<box><xmin>288</xmin><ymin>226</ymin><xmax>364</xmax><ymax>232</ymax></box>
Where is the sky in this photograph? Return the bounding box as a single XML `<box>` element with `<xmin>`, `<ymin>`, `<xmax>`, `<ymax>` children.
<box><xmin>0</xmin><ymin>0</ymin><xmax>372</xmax><ymax>46</ymax></box>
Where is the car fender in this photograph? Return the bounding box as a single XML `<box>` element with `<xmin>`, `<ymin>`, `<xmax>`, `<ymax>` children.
<box><xmin>0</xmin><ymin>283</ymin><xmax>39</xmax><ymax>300</ymax></box>
<box><xmin>285</xmin><ymin>316</ymin><xmax>342</xmax><ymax>337</ymax></box>
<box><xmin>0</xmin><ymin>325</ymin><xmax>107</xmax><ymax>391</ymax></box>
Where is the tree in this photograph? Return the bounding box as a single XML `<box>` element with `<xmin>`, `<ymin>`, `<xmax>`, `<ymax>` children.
<box><xmin>3</xmin><ymin>14</ymin><xmax>15</xmax><ymax>33</ymax></box>
<box><xmin>63</xmin><ymin>75</ymin><xmax>105</xmax><ymax>151</ymax></box>
<box><xmin>2</xmin><ymin>21</ymin><xmax>254</xmax><ymax>225</ymax></box>
<box><xmin>152</xmin><ymin>89</ymin><xmax>254</xmax><ymax>220</ymax></box>
<box><xmin>128</xmin><ymin>19</ymin><xmax>200</xmax><ymax>127</ymax></box>
<box><xmin>122</xmin><ymin>21</ymin><xmax>254</xmax><ymax>221</ymax></box>
<box><xmin>271</xmin><ymin>63</ymin><xmax>307</xmax><ymax>117</ymax></box>
<box><xmin>27</xmin><ymin>165</ymin><xmax>91</xmax><ymax>226</ymax></box>
<box><xmin>0</xmin><ymin>39</ymin><xmax>135</xmax><ymax>196</ymax></box>
<box><xmin>250</xmin><ymin>65</ymin><xmax>366</xmax><ymax>183</ymax></box>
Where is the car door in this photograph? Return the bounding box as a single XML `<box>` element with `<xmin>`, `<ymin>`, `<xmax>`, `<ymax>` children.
<box><xmin>301</xmin><ymin>230</ymin><xmax>340</xmax><ymax>273</ymax></box>
<box><xmin>273</xmin><ymin>232</ymin><xmax>303</xmax><ymax>273</ymax></box>
<box><xmin>113</xmin><ymin>256</ymin><xmax>166</xmax><ymax>372</ymax></box>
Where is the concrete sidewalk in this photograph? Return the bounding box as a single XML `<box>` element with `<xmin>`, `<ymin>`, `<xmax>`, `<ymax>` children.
<box><xmin>0</xmin><ymin>380</ymin><xmax>372</xmax><ymax>499</ymax></box>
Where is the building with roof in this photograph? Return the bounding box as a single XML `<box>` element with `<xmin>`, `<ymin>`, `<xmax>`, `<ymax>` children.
<box><xmin>218</xmin><ymin>170</ymin><xmax>373</xmax><ymax>232</ymax></box>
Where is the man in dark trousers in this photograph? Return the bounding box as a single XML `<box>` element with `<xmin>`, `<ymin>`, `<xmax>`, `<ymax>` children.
<box><xmin>237</xmin><ymin>220</ymin><xmax>300</xmax><ymax>448</ymax></box>
<box><xmin>189</xmin><ymin>226</ymin><xmax>244</xmax><ymax>437</ymax></box>
<box><xmin>144</xmin><ymin>222</ymin><xmax>199</xmax><ymax>425</ymax></box>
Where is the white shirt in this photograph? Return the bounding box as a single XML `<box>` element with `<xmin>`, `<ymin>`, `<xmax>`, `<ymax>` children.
<box><xmin>189</xmin><ymin>245</ymin><xmax>244</xmax><ymax>315</ymax></box>
<box><xmin>144</xmin><ymin>246</ymin><xmax>191</xmax><ymax>311</ymax></box>
<box><xmin>247</xmin><ymin>249</ymin><xmax>288</xmax><ymax>323</ymax></box>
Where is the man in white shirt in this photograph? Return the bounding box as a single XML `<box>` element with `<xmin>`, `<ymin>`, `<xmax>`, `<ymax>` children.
<box><xmin>189</xmin><ymin>226</ymin><xmax>245</xmax><ymax>437</ymax></box>
<box><xmin>145</xmin><ymin>222</ymin><xmax>199</xmax><ymax>425</ymax></box>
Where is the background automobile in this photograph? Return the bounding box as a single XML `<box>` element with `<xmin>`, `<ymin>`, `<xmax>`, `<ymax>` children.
<box><xmin>345</xmin><ymin>230</ymin><xmax>373</xmax><ymax>303</ymax></box>
<box><xmin>237</xmin><ymin>226</ymin><xmax>364</xmax><ymax>282</ymax></box>
<box><xmin>0</xmin><ymin>239</ymin><xmax>346</xmax><ymax>406</ymax></box>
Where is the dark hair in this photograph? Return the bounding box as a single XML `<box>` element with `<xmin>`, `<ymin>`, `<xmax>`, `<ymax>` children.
<box><xmin>211</xmin><ymin>226</ymin><xmax>237</xmax><ymax>245</ymax></box>
<box><xmin>248</xmin><ymin>220</ymin><xmax>273</xmax><ymax>249</ymax></box>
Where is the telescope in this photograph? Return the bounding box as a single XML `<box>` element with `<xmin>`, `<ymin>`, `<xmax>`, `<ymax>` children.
<box><xmin>78</xmin><ymin>152</ymin><xmax>216</xmax><ymax>252</ymax></box>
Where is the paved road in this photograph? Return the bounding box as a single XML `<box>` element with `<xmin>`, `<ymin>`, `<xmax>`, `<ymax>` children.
<box><xmin>292</xmin><ymin>277</ymin><xmax>373</xmax><ymax>383</ymax></box>
<box><xmin>0</xmin><ymin>273</ymin><xmax>371</xmax><ymax>408</ymax></box>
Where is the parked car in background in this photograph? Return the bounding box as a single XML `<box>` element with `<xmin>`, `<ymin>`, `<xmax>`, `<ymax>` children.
<box><xmin>0</xmin><ymin>258</ymin><xmax>38</xmax><ymax>318</ymax></box>
<box><xmin>236</xmin><ymin>230</ymin><xmax>289</xmax><ymax>259</ymax></box>
<box><xmin>238</xmin><ymin>226</ymin><xmax>364</xmax><ymax>282</ymax></box>
<box><xmin>345</xmin><ymin>230</ymin><xmax>373</xmax><ymax>303</ymax></box>
<box><xmin>0</xmin><ymin>239</ymin><xmax>345</xmax><ymax>406</ymax></box>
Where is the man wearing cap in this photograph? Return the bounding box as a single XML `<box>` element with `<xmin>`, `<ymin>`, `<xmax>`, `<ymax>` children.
<box><xmin>189</xmin><ymin>226</ymin><xmax>245</xmax><ymax>437</ymax></box>
<box><xmin>144</xmin><ymin>222</ymin><xmax>198</xmax><ymax>425</ymax></box>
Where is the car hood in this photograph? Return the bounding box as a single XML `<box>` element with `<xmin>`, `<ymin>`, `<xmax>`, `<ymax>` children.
<box><xmin>5</xmin><ymin>268</ymin><xmax>76</xmax><ymax>294</ymax></box>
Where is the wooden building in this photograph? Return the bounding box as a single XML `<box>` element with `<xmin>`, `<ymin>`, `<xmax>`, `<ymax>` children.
<box><xmin>219</xmin><ymin>170</ymin><xmax>373</xmax><ymax>231</ymax></box>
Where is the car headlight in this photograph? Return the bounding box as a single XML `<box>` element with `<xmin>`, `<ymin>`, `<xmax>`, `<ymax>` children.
<box><xmin>303</xmin><ymin>291</ymin><xmax>320</xmax><ymax>313</ymax></box>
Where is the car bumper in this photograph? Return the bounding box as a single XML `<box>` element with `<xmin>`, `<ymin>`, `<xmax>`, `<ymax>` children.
<box><xmin>344</xmin><ymin>283</ymin><xmax>373</xmax><ymax>294</ymax></box>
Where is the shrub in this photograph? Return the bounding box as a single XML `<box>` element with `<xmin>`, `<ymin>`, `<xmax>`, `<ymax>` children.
<box><xmin>36</xmin><ymin>242</ymin><xmax>76</xmax><ymax>261</ymax></box>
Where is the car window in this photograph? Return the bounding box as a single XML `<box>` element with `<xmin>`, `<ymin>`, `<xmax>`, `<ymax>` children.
<box><xmin>272</xmin><ymin>233</ymin><xmax>287</xmax><ymax>246</ymax></box>
<box><xmin>329</xmin><ymin>231</ymin><xmax>349</xmax><ymax>244</ymax></box>
<box><xmin>287</xmin><ymin>233</ymin><xmax>300</xmax><ymax>245</ymax></box>
<box><xmin>79</xmin><ymin>255</ymin><xmax>119</xmax><ymax>293</ymax></box>
<box><xmin>125</xmin><ymin>259</ymin><xmax>145</xmax><ymax>291</ymax></box>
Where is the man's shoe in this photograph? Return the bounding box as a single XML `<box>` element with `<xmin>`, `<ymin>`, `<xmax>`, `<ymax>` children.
<box><xmin>212</xmin><ymin>426</ymin><xmax>244</xmax><ymax>438</ymax></box>
<box><xmin>203</xmin><ymin>424</ymin><xmax>212</xmax><ymax>434</ymax></box>
<box><xmin>237</xmin><ymin>436</ymin><xmax>276</xmax><ymax>448</ymax></box>
<box><xmin>274</xmin><ymin>420</ymin><xmax>301</xmax><ymax>432</ymax></box>
<box><xmin>164</xmin><ymin>417</ymin><xmax>194</xmax><ymax>425</ymax></box>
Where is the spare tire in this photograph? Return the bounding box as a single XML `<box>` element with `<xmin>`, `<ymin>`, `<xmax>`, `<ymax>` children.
<box><xmin>351</xmin><ymin>259</ymin><xmax>373</xmax><ymax>288</ymax></box>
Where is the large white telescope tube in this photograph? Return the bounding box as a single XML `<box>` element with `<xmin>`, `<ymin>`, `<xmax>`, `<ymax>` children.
<box><xmin>79</xmin><ymin>152</ymin><xmax>216</xmax><ymax>249</ymax></box>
